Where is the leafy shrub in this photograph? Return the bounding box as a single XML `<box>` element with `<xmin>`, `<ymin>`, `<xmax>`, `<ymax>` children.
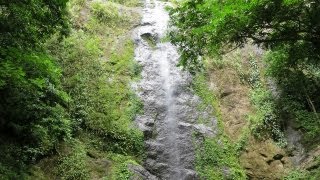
<box><xmin>0</xmin><ymin>1</ymin><xmax>72</xmax><ymax>179</ymax></box>
<box><xmin>265</xmin><ymin>48</ymin><xmax>320</xmax><ymax>144</ymax></box>
<box><xmin>46</xmin><ymin>0</ymin><xmax>145</xmax><ymax>159</ymax></box>
<box><xmin>248</xmin><ymin>88</ymin><xmax>287</xmax><ymax>147</ymax></box>
<box><xmin>90</xmin><ymin>2</ymin><xmax>123</xmax><ymax>24</ymax></box>
<box><xmin>110</xmin><ymin>0</ymin><xmax>142</xmax><ymax>7</ymax></box>
<box><xmin>57</xmin><ymin>140</ymin><xmax>89</xmax><ymax>180</ymax></box>
<box><xmin>0</xmin><ymin>0</ymin><xmax>144</xmax><ymax>177</ymax></box>
<box><xmin>0</xmin><ymin>49</ymin><xmax>72</xmax><ymax>161</ymax></box>
<box><xmin>192</xmin><ymin>74</ymin><xmax>246</xmax><ymax>179</ymax></box>
<box><xmin>170</xmin><ymin>0</ymin><xmax>320</xmax><ymax>146</ymax></box>
<box><xmin>0</xmin><ymin>0</ymin><xmax>69</xmax><ymax>48</ymax></box>
<box><xmin>195</xmin><ymin>137</ymin><xmax>246</xmax><ymax>180</ymax></box>
<box><xmin>0</xmin><ymin>143</ymin><xmax>29</xmax><ymax>179</ymax></box>
<box><xmin>284</xmin><ymin>170</ymin><xmax>308</xmax><ymax>180</ymax></box>
<box><xmin>106</xmin><ymin>153</ymin><xmax>138</xmax><ymax>180</ymax></box>
<box><xmin>284</xmin><ymin>164</ymin><xmax>320</xmax><ymax>180</ymax></box>
<box><xmin>295</xmin><ymin>111</ymin><xmax>320</xmax><ymax>143</ymax></box>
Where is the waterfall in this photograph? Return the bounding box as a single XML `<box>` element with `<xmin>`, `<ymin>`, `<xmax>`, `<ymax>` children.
<box><xmin>133</xmin><ymin>1</ymin><xmax>216</xmax><ymax>179</ymax></box>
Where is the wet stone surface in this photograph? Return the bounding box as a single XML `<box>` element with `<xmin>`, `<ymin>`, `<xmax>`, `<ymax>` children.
<box><xmin>132</xmin><ymin>0</ymin><xmax>217</xmax><ymax>179</ymax></box>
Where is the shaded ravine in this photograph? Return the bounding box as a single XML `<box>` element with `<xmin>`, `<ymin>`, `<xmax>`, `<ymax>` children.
<box><xmin>133</xmin><ymin>0</ymin><xmax>217</xmax><ymax>179</ymax></box>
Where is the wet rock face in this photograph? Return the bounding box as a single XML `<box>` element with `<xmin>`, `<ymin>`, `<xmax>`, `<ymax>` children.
<box><xmin>240</xmin><ymin>138</ymin><xmax>292</xmax><ymax>179</ymax></box>
<box><xmin>129</xmin><ymin>164</ymin><xmax>159</xmax><ymax>180</ymax></box>
<box><xmin>285</xmin><ymin>120</ymin><xmax>306</xmax><ymax>167</ymax></box>
<box><xmin>132</xmin><ymin>0</ymin><xmax>217</xmax><ymax>179</ymax></box>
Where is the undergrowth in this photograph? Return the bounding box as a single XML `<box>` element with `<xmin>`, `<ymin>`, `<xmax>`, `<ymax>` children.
<box><xmin>24</xmin><ymin>0</ymin><xmax>144</xmax><ymax>179</ymax></box>
<box><xmin>192</xmin><ymin>74</ymin><xmax>246</xmax><ymax>180</ymax></box>
<box><xmin>284</xmin><ymin>156</ymin><xmax>320</xmax><ymax>180</ymax></box>
<box><xmin>201</xmin><ymin>45</ymin><xmax>319</xmax><ymax>178</ymax></box>
<box><xmin>57</xmin><ymin>140</ymin><xmax>89</xmax><ymax>180</ymax></box>
<box><xmin>245</xmin><ymin>57</ymin><xmax>287</xmax><ymax>147</ymax></box>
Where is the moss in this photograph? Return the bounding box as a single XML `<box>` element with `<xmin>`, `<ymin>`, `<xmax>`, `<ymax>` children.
<box><xmin>192</xmin><ymin>73</ymin><xmax>246</xmax><ymax>179</ymax></box>
<box><xmin>192</xmin><ymin>74</ymin><xmax>223</xmax><ymax>128</ymax></box>
<box><xmin>160</xmin><ymin>35</ymin><xmax>171</xmax><ymax>43</ymax></box>
<box><xmin>284</xmin><ymin>168</ymin><xmax>320</xmax><ymax>180</ymax></box>
<box><xmin>25</xmin><ymin>0</ymin><xmax>144</xmax><ymax>179</ymax></box>
<box><xmin>194</xmin><ymin>137</ymin><xmax>246</xmax><ymax>180</ymax></box>
<box><xmin>105</xmin><ymin>153</ymin><xmax>139</xmax><ymax>180</ymax></box>
<box><xmin>141</xmin><ymin>33</ymin><xmax>157</xmax><ymax>49</ymax></box>
<box><xmin>110</xmin><ymin>0</ymin><xmax>142</xmax><ymax>7</ymax></box>
<box><xmin>57</xmin><ymin>140</ymin><xmax>90</xmax><ymax>180</ymax></box>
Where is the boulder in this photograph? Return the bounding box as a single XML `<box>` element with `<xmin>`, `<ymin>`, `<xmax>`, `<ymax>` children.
<box><xmin>240</xmin><ymin>138</ymin><xmax>291</xmax><ymax>179</ymax></box>
<box><xmin>128</xmin><ymin>164</ymin><xmax>159</xmax><ymax>180</ymax></box>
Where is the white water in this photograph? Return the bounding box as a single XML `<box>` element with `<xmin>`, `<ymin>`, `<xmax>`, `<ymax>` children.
<box><xmin>133</xmin><ymin>0</ymin><xmax>216</xmax><ymax>179</ymax></box>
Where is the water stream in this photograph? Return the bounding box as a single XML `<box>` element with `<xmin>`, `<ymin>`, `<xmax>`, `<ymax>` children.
<box><xmin>133</xmin><ymin>1</ymin><xmax>216</xmax><ymax>179</ymax></box>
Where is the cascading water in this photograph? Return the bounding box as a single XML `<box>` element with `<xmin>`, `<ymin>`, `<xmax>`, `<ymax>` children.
<box><xmin>133</xmin><ymin>0</ymin><xmax>217</xmax><ymax>179</ymax></box>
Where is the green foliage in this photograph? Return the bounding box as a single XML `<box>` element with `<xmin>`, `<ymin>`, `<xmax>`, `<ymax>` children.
<box><xmin>91</xmin><ymin>2</ymin><xmax>122</xmax><ymax>24</ymax></box>
<box><xmin>141</xmin><ymin>34</ymin><xmax>157</xmax><ymax>49</ymax></box>
<box><xmin>106</xmin><ymin>153</ymin><xmax>138</xmax><ymax>180</ymax></box>
<box><xmin>0</xmin><ymin>1</ymin><xmax>71</xmax><ymax>176</ymax></box>
<box><xmin>89</xmin><ymin>1</ymin><xmax>139</xmax><ymax>30</ymax></box>
<box><xmin>47</xmin><ymin>30</ymin><xmax>144</xmax><ymax>156</ymax></box>
<box><xmin>0</xmin><ymin>52</ymin><xmax>71</xmax><ymax>178</ymax></box>
<box><xmin>0</xmin><ymin>0</ymin><xmax>143</xmax><ymax>178</ymax></box>
<box><xmin>109</xmin><ymin>0</ymin><xmax>142</xmax><ymax>7</ymax></box>
<box><xmin>0</xmin><ymin>0</ymin><xmax>71</xmax><ymax>177</ymax></box>
<box><xmin>47</xmin><ymin>32</ymin><xmax>103</xmax><ymax>130</ymax></box>
<box><xmin>0</xmin><ymin>143</ymin><xmax>29</xmax><ymax>179</ymax></box>
<box><xmin>192</xmin><ymin>74</ymin><xmax>246</xmax><ymax>179</ymax></box>
<box><xmin>57</xmin><ymin>140</ymin><xmax>90</xmax><ymax>180</ymax></box>
<box><xmin>284</xmin><ymin>170</ymin><xmax>309</xmax><ymax>180</ymax></box>
<box><xmin>192</xmin><ymin>74</ymin><xmax>221</xmax><ymax>120</ymax></box>
<box><xmin>195</xmin><ymin>137</ymin><xmax>247</xmax><ymax>180</ymax></box>
<box><xmin>249</xmin><ymin>87</ymin><xmax>287</xmax><ymax>147</ymax></box>
<box><xmin>170</xmin><ymin>0</ymin><xmax>320</xmax><ymax>145</ymax></box>
<box><xmin>234</xmin><ymin>128</ymin><xmax>250</xmax><ymax>154</ymax></box>
<box><xmin>240</xmin><ymin>57</ymin><xmax>286</xmax><ymax>147</ymax></box>
<box><xmin>0</xmin><ymin>0</ymin><xmax>69</xmax><ymax>48</ymax></box>
<box><xmin>284</xmin><ymin>165</ymin><xmax>320</xmax><ymax>180</ymax></box>
<box><xmin>294</xmin><ymin>110</ymin><xmax>320</xmax><ymax>143</ymax></box>
<box><xmin>71</xmin><ymin>0</ymin><xmax>86</xmax><ymax>7</ymax></box>
<box><xmin>42</xmin><ymin>0</ymin><xmax>143</xmax><ymax>177</ymax></box>
<box><xmin>171</xmin><ymin>0</ymin><xmax>320</xmax><ymax>72</ymax></box>
<box><xmin>265</xmin><ymin>48</ymin><xmax>320</xmax><ymax>144</ymax></box>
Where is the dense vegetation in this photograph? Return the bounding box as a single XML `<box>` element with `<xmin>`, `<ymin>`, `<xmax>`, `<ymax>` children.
<box><xmin>2</xmin><ymin>0</ymin><xmax>320</xmax><ymax>179</ymax></box>
<box><xmin>193</xmin><ymin>74</ymin><xmax>246</xmax><ymax>179</ymax></box>
<box><xmin>171</xmin><ymin>0</ymin><xmax>320</xmax><ymax>147</ymax></box>
<box><xmin>0</xmin><ymin>0</ymin><xmax>71</xmax><ymax>176</ymax></box>
<box><xmin>0</xmin><ymin>0</ymin><xmax>143</xmax><ymax>178</ymax></box>
<box><xmin>170</xmin><ymin>0</ymin><xmax>320</xmax><ymax>178</ymax></box>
